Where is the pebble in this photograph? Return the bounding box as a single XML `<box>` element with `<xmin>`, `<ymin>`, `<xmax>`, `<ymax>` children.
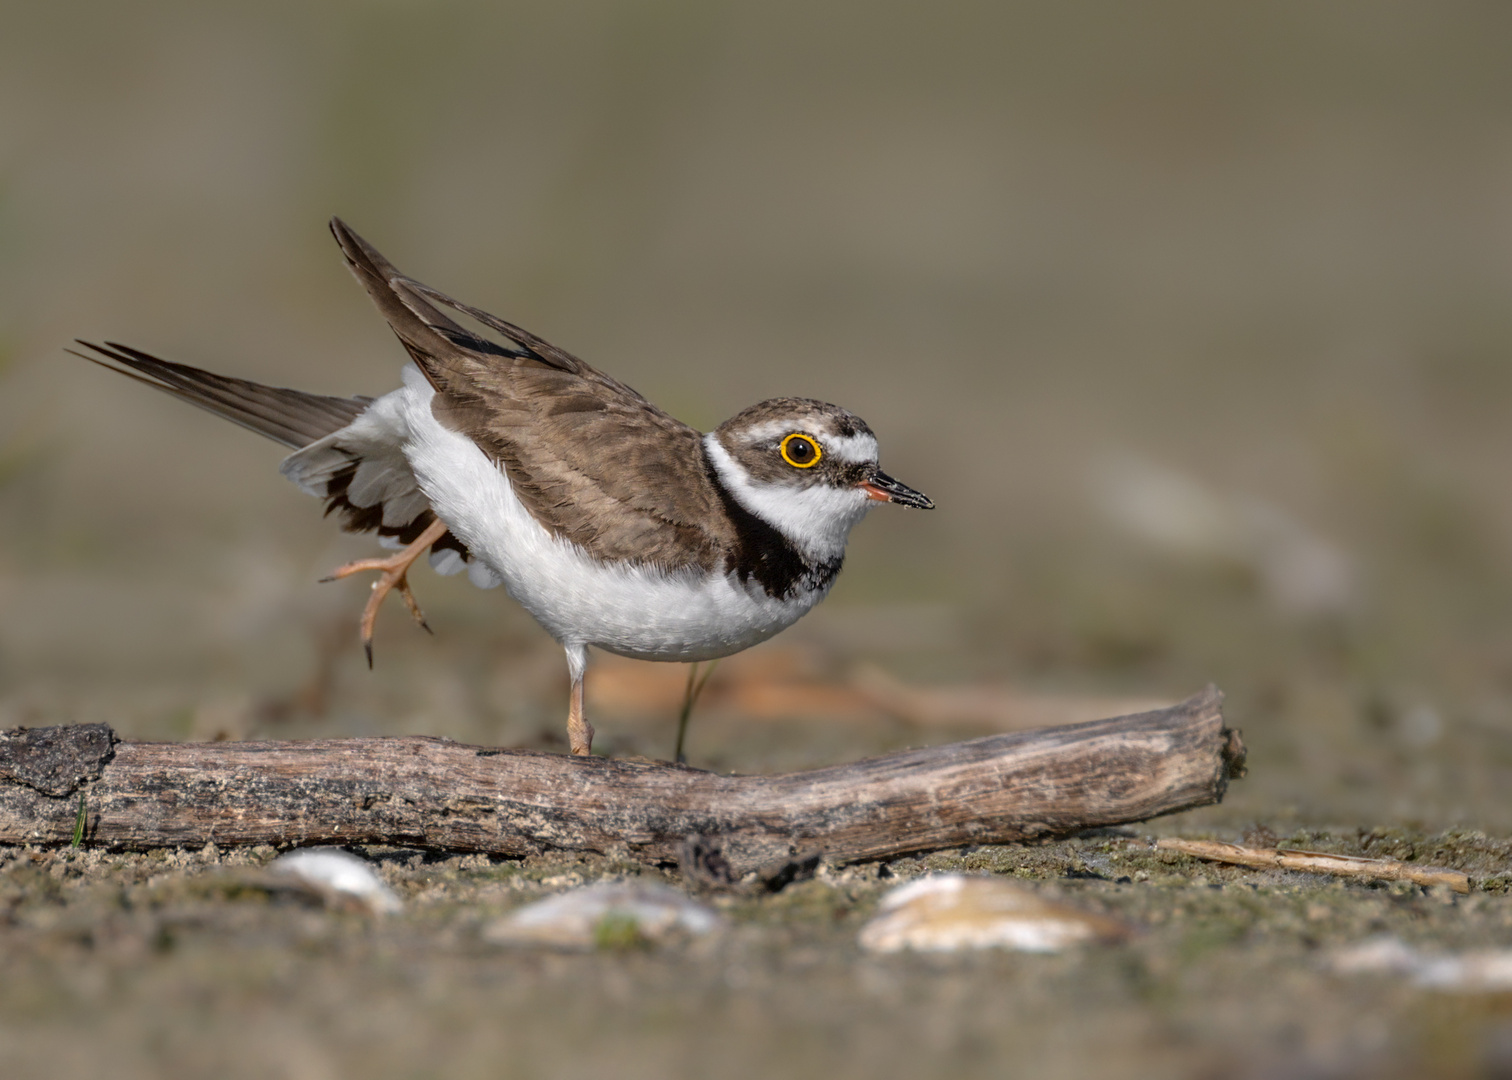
<box><xmin>483</xmin><ymin>881</ymin><xmax>722</xmax><ymax>948</ymax></box>
<box><xmin>858</xmin><ymin>874</ymin><xmax>1131</xmax><ymax>954</ymax></box>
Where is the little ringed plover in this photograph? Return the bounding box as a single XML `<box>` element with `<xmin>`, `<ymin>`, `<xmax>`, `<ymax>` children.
<box><xmin>72</xmin><ymin>219</ymin><xmax>934</xmax><ymax>755</ymax></box>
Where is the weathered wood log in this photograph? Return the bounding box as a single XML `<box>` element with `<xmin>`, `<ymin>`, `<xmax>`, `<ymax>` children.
<box><xmin>0</xmin><ymin>686</ymin><xmax>1242</xmax><ymax>874</ymax></box>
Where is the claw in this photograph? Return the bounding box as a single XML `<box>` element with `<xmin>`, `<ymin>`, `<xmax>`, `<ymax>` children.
<box><xmin>395</xmin><ymin>577</ymin><xmax>432</xmax><ymax>634</ymax></box>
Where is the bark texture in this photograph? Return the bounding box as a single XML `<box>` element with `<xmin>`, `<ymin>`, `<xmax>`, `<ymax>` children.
<box><xmin>0</xmin><ymin>686</ymin><xmax>1241</xmax><ymax>874</ymax></box>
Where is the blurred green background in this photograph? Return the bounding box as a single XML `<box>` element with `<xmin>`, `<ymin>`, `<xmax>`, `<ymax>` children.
<box><xmin>2</xmin><ymin>0</ymin><xmax>1512</xmax><ymax>830</ymax></box>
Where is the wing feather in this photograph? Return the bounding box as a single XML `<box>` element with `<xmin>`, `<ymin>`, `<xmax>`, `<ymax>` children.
<box><xmin>329</xmin><ymin>218</ymin><xmax>734</xmax><ymax>571</ymax></box>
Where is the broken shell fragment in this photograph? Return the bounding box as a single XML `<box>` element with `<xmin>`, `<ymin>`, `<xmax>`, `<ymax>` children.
<box><xmin>483</xmin><ymin>882</ymin><xmax>723</xmax><ymax>949</ymax></box>
<box><xmin>1329</xmin><ymin>937</ymin><xmax>1512</xmax><ymax>992</ymax></box>
<box><xmin>268</xmin><ymin>848</ymin><xmax>402</xmax><ymax>915</ymax></box>
<box><xmin>859</xmin><ymin>874</ymin><xmax>1131</xmax><ymax>954</ymax></box>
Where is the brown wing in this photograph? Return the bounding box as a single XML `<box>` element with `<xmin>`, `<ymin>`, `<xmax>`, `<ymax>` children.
<box><xmin>329</xmin><ymin>218</ymin><xmax>732</xmax><ymax>571</ymax></box>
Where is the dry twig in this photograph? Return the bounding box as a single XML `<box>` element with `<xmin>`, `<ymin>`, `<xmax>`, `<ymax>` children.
<box><xmin>1155</xmin><ymin>838</ymin><xmax>1470</xmax><ymax>893</ymax></box>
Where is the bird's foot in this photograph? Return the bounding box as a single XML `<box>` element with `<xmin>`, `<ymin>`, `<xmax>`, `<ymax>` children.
<box><xmin>567</xmin><ymin>675</ymin><xmax>594</xmax><ymax>756</ymax></box>
<box><xmin>568</xmin><ymin>716</ymin><xmax>595</xmax><ymax>757</ymax></box>
<box><xmin>320</xmin><ymin>519</ymin><xmax>448</xmax><ymax>666</ymax></box>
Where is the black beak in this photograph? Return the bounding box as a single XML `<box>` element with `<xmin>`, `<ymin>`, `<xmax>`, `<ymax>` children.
<box><xmin>859</xmin><ymin>469</ymin><xmax>934</xmax><ymax>509</ymax></box>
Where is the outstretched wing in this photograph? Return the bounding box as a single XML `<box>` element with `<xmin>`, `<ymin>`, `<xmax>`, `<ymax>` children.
<box><xmin>329</xmin><ymin>218</ymin><xmax>732</xmax><ymax>571</ymax></box>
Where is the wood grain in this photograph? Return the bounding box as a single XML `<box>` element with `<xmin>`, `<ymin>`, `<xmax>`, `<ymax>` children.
<box><xmin>0</xmin><ymin>687</ymin><xmax>1241</xmax><ymax>874</ymax></box>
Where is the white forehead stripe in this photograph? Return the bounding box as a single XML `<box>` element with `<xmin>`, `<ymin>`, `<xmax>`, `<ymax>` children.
<box><xmin>825</xmin><ymin>433</ymin><xmax>879</xmax><ymax>464</ymax></box>
<box><xmin>734</xmin><ymin>421</ymin><xmax>878</xmax><ymax>465</ymax></box>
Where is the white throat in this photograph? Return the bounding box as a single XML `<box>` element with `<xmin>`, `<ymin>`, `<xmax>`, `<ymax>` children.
<box><xmin>703</xmin><ymin>432</ymin><xmax>873</xmax><ymax>562</ymax></box>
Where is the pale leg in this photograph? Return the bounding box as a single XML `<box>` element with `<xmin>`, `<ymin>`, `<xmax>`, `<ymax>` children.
<box><xmin>564</xmin><ymin>644</ymin><xmax>594</xmax><ymax>755</ymax></box>
<box><xmin>567</xmin><ymin>677</ymin><xmax>595</xmax><ymax>756</ymax></box>
<box><xmin>321</xmin><ymin>518</ymin><xmax>450</xmax><ymax>667</ymax></box>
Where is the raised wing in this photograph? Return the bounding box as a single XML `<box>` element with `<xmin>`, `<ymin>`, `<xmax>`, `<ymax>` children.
<box><xmin>329</xmin><ymin>218</ymin><xmax>731</xmax><ymax>571</ymax></box>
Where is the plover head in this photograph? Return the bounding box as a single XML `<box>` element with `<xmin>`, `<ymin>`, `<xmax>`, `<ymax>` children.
<box><xmin>703</xmin><ymin>397</ymin><xmax>933</xmax><ymax>561</ymax></box>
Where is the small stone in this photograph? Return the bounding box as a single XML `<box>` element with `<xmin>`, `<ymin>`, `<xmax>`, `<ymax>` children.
<box><xmin>483</xmin><ymin>882</ymin><xmax>722</xmax><ymax>949</ymax></box>
<box><xmin>858</xmin><ymin>874</ymin><xmax>1132</xmax><ymax>954</ymax></box>
<box><xmin>268</xmin><ymin>848</ymin><xmax>402</xmax><ymax>915</ymax></box>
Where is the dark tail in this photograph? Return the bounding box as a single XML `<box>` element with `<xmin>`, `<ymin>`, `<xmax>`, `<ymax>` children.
<box><xmin>69</xmin><ymin>341</ymin><xmax>371</xmax><ymax>450</ymax></box>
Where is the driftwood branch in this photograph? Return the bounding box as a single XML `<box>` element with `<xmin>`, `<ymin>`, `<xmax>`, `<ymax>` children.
<box><xmin>0</xmin><ymin>686</ymin><xmax>1241</xmax><ymax>874</ymax></box>
<box><xmin>1155</xmin><ymin>838</ymin><xmax>1470</xmax><ymax>893</ymax></box>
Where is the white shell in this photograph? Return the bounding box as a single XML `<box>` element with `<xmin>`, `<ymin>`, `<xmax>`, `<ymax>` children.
<box><xmin>483</xmin><ymin>882</ymin><xmax>722</xmax><ymax>948</ymax></box>
<box><xmin>859</xmin><ymin>874</ymin><xmax>1129</xmax><ymax>954</ymax></box>
<box><xmin>1329</xmin><ymin>937</ymin><xmax>1512</xmax><ymax>991</ymax></box>
<box><xmin>268</xmin><ymin>848</ymin><xmax>402</xmax><ymax>915</ymax></box>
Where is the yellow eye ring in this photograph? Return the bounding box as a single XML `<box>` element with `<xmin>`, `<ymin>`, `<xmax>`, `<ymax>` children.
<box><xmin>779</xmin><ymin>432</ymin><xmax>823</xmax><ymax>469</ymax></box>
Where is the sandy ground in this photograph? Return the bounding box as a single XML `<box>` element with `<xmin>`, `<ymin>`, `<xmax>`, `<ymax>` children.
<box><xmin>3</xmin><ymin>826</ymin><xmax>1511</xmax><ymax>1080</ymax></box>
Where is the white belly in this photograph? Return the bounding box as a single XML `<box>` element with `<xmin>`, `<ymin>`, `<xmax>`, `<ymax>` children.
<box><xmin>391</xmin><ymin>367</ymin><xmax>825</xmax><ymax>660</ymax></box>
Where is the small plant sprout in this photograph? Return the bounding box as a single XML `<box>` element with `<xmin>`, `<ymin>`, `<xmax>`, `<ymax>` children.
<box><xmin>71</xmin><ymin>791</ymin><xmax>86</xmax><ymax>849</ymax></box>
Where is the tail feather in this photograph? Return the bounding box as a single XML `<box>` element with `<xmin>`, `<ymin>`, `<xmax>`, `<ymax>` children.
<box><xmin>69</xmin><ymin>341</ymin><xmax>370</xmax><ymax>449</ymax></box>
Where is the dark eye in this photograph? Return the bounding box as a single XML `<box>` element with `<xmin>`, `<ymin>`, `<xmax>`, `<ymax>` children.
<box><xmin>779</xmin><ymin>432</ymin><xmax>822</xmax><ymax>468</ymax></box>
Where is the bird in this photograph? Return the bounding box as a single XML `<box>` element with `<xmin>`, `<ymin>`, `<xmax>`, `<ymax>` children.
<box><xmin>71</xmin><ymin>218</ymin><xmax>934</xmax><ymax>757</ymax></box>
